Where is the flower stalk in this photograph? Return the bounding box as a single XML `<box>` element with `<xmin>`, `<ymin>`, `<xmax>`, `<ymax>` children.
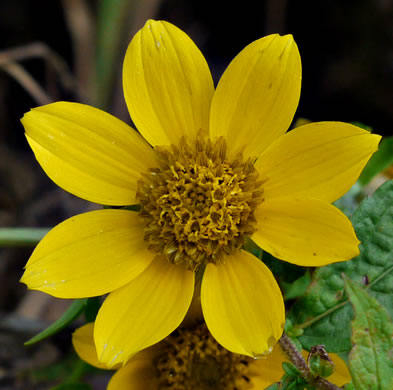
<box><xmin>0</xmin><ymin>227</ymin><xmax>50</xmax><ymax>247</ymax></box>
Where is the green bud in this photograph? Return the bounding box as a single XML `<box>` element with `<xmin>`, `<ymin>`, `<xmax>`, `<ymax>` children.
<box><xmin>307</xmin><ymin>345</ymin><xmax>335</xmax><ymax>378</ymax></box>
<box><xmin>290</xmin><ymin>327</ymin><xmax>304</xmax><ymax>337</ymax></box>
<box><xmin>284</xmin><ymin>319</ymin><xmax>304</xmax><ymax>338</ymax></box>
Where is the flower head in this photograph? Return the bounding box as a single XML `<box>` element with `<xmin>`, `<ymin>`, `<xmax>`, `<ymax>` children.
<box><xmin>72</xmin><ymin>321</ymin><xmax>351</xmax><ymax>389</ymax></box>
<box><xmin>20</xmin><ymin>19</ymin><xmax>380</xmax><ymax>367</ymax></box>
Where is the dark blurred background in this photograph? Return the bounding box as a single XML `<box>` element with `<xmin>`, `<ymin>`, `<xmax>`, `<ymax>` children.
<box><xmin>0</xmin><ymin>0</ymin><xmax>392</xmax><ymax>388</ymax></box>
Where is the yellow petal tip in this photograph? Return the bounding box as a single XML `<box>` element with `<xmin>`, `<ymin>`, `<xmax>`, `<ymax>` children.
<box><xmin>19</xmin><ymin>270</ymin><xmax>31</xmax><ymax>287</ymax></box>
<box><xmin>372</xmin><ymin>133</ymin><xmax>383</xmax><ymax>148</ymax></box>
<box><xmin>251</xmin><ymin>332</ymin><xmax>282</xmax><ymax>360</ymax></box>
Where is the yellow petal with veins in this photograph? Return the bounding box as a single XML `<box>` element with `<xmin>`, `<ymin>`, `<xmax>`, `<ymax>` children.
<box><xmin>201</xmin><ymin>250</ymin><xmax>285</xmax><ymax>358</ymax></box>
<box><xmin>253</xmin><ymin>197</ymin><xmax>360</xmax><ymax>266</ymax></box>
<box><xmin>72</xmin><ymin>323</ymin><xmax>110</xmax><ymax>370</ymax></box>
<box><xmin>108</xmin><ymin>358</ymin><xmax>158</xmax><ymax>390</ymax></box>
<box><xmin>210</xmin><ymin>33</ymin><xmax>301</xmax><ymax>158</ymax></box>
<box><xmin>255</xmin><ymin>122</ymin><xmax>381</xmax><ymax>203</ymax></box>
<box><xmin>123</xmin><ymin>19</ymin><xmax>214</xmax><ymax>146</ymax></box>
<box><xmin>22</xmin><ymin>102</ymin><xmax>156</xmax><ymax>205</ymax></box>
<box><xmin>95</xmin><ymin>255</ymin><xmax>194</xmax><ymax>367</ymax></box>
<box><xmin>20</xmin><ymin>209</ymin><xmax>153</xmax><ymax>298</ymax></box>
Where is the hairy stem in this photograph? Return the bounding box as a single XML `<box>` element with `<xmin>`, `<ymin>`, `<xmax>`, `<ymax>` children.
<box><xmin>279</xmin><ymin>332</ymin><xmax>341</xmax><ymax>390</ymax></box>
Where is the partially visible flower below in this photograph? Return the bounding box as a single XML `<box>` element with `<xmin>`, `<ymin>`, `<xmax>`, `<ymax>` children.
<box><xmin>20</xmin><ymin>18</ymin><xmax>381</xmax><ymax>367</ymax></box>
<box><xmin>72</xmin><ymin>322</ymin><xmax>351</xmax><ymax>389</ymax></box>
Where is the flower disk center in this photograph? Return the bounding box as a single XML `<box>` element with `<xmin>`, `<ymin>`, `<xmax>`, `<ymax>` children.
<box><xmin>154</xmin><ymin>323</ymin><xmax>255</xmax><ymax>390</ymax></box>
<box><xmin>136</xmin><ymin>133</ymin><xmax>263</xmax><ymax>270</ymax></box>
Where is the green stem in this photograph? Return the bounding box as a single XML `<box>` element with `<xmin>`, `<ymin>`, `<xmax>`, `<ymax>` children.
<box><xmin>0</xmin><ymin>227</ymin><xmax>50</xmax><ymax>246</ymax></box>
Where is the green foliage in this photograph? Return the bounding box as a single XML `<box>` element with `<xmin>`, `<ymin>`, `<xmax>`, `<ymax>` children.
<box><xmin>282</xmin><ymin>270</ymin><xmax>311</xmax><ymax>301</ymax></box>
<box><xmin>95</xmin><ymin>0</ymin><xmax>144</xmax><ymax>110</ymax></box>
<box><xmin>333</xmin><ymin>182</ymin><xmax>362</xmax><ymax>217</ymax></box>
<box><xmin>284</xmin><ymin>319</ymin><xmax>304</xmax><ymax>339</ymax></box>
<box><xmin>281</xmin><ymin>362</ymin><xmax>299</xmax><ymax>377</ymax></box>
<box><xmin>261</xmin><ymin>250</ymin><xmax>306</xmax><ymax>285</ymax></box>
<box><xmin>350</xmin><ymin>122</ymin><xmax>373</xmax><ymax>132</ymax></box>
<box><xmin>358</xmin><ymin>136</ymin><xmax>393</xmax><ymax>185</ymax></box>
<box><xmin>31</xmin><ymin>352</ymin><xmax>90</xmax><ymax>387</ymax></box>
<box><xmin>265</xmin><ymin>383</ymin><xmax>280</xmax><ymax>390</ymax></box>
<box><xmin>25</xmin><ymin>299</ymin><xmax>88</xmax><ymax>346</ymax></box>
<box><xmin>84</xmin><ymin>296</ymin><xmax>101</xmax><ymax>322</ymax></box>
<box><xmin>278</xmin><ymin>363</ymin><xmax>313</xmax><ymax>390</ymax></box>
<box><xmin>345</xmin><ymin>277</ymin><xmax>393</xmax><ymax>390</ymax></box>
<box><xmin>289</xmin><ymin>180</ymin><xmax>393</xmax><ymax>353</ymax></box>
<box><xmin>244</xmin><ymin>238</ymin><xmax>307</xmax><ymax>301</ymax></box>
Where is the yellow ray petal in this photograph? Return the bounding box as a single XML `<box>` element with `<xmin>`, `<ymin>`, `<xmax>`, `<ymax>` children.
<box><xmin>248</xmin><ymin>345</ymin><xmax>288</xmax><ymax>387</ymax></box>
<box><xmin>210</xmin><ymin>34</ymin><xmax>301</xmax><ymax>158</ymax></box>
<box><xmin>328</xmin><ymin>353</ymin><xmax>352</xmax><ymax>386</ymax></box>
<box><xmin>201</xmin><ymin>250</ymin><xmax>285</xmax><ymax>358</ymax></box>
<box><xmin>108</xmin><ymin>359</ymin><xmax>158</xmax><ymax>390</ymax></box>
<box><xmin>72</xmin><ymin>323</ymin><xmax>162</xmax><ymax>374</ymax></box>
<box><xmin>22</xmin><ymin>102</ymin><xmax>156</xmax><ymax>205</ymax></box>
<box><xmin>20</xmin><ymin>209</ymin><xmax>154</xmax><ymax>298</ymax></box>
<box><xmin>123</xmin><ymin>19</ymin><xmax>214</xmax><ymax>146</ymax></box>
<box><xmin>255</xmin><ymin>122</ymin><xmax>381</xmax><ymax>203</ymax></box>
<box><xmin>94</xmin><ymin>256</ymin><xmax>194</xmax><ymax>367</ymax></box>
<box><xmin>72</xmin><ymin>323</ymin><xmax>110</xmax><ymax>370</ymax></box>
<box><xmin>253</xmin><ymin>197</ymin><xmax>360</xmax><ymax>266</ymax></box>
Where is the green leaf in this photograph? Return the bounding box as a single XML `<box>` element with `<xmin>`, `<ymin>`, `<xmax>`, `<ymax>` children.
<box><xmin>0</xmin><ymin>227</ymin><xmax>50</xmax><ymax>246</ymax></box>
<box><xmin>244</xmin><ymin>238</ymin><xmax>306</xmax><ymax>285</ymax></box>
<box><xmin>25</xmin><ymin>299</ymin><xmax>88</xmax><ymax>346</ymax></box>
<box><xmin>345</xmin><ymin>277</ymin><xmax>393</xmax><ymax>390</ymax></box>
<box><xmin>282</xmin><ymin>362</ymin><xmax>301</xmax><ymax>378</ymax></box>
<box><xmin>358</xmin><ymin>136</ymin><xmax>393</xmax><ymax>185</ymax></box>
<box><xmin>284</xmin><ymin>319</ymin><xmax>304</xmax><ymax>339</ymax></box>
<box><xmin>265</xmin><ymin>383</ymin><xmax>280</xmax><ymax>390</ymax></box>
<box><xmin>289</xmin><ymin>180</ymin><xmax>393</xmax><ymax>353</ymax></box>
<box><xmin>84</xmin><ymin>297</ymin><xmax>101</xmax><ymax>322</ymax></box>
<box><xmin>350</xmin><ymin>121</ymin><xmax>373</xmax><ymax>132</ymax></box>
<box><xmin>50</xmin><ymin>384</ymin><xmax>92</xmax><ymax>390</ymax></box>
<box><xmin>283</xmin><ymin>270</ymin><xmax>311</xmax><ymax>300</ymax></box>
<box><xmin>333</xmin><ymin>182</ymin><xmax>362</xmax><ymax>217</ymax></box>
<box><xmin>261</xmin><ymin>251</ymin><xmax>306</xmax><ymax>284</ymax></box>
<box><xmin>94</xmin><ymin>0</ymin><xmax>144</xmax><ymax>110</ymax></box>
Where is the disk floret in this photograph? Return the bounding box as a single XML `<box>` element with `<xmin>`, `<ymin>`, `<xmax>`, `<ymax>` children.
<box><xmin>154</xmin><ymin>323</ymin><xmax>254</xmax><ymax>390</ymax></box>
<box><xmin>136</xmin><ymin>133</ymin><xmax>264</xmax><ymax>270</ymax></box>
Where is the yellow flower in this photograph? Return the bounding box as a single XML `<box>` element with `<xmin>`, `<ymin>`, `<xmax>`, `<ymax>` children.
<box><xmin>72</xmin><ymin>322</ymin><xmax>351</xmax><ymax>389</ymax></box>
<box><xmin>20</xmin><ymin>19</ymin><xmax>380</xmax><ymax>367</ymax></box>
